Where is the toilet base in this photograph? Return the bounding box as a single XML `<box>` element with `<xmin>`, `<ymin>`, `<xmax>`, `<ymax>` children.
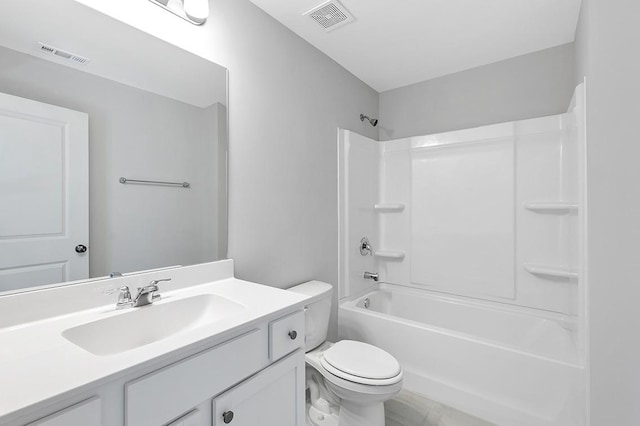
<box><xmin>306</xmin><ymin>402</ymin><xmax>339</xmax><ymax>426</ymax></box>
<box><xmin>306</xmin><ymin>400</ymin><xmax>385</xmax><ymax>426</ymax></box>
<box><xmin>338</xmin><ymin>400</ymin><xmax>385</xmax><ymax>426</ymax></box>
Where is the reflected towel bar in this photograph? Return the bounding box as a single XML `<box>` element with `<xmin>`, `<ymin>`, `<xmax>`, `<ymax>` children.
<box><xmin>119</xmin><ymin>177</ymin><xmax>190</xmax><ymax>188</ymax></box>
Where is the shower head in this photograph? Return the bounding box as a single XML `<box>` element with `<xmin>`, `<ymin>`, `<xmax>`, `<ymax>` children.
<box><xmin>360</xmin><ymin>114</ymin><xmax>378</xmax><ymax>127</ymax></box>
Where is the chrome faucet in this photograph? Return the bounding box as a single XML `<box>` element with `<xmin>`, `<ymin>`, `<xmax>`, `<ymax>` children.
<box><xmin>363</xmin><ymin>271</ymin><xmax>379</xmax><ymax>282</ymax></box>
<box><xmin>132</xmin><ymin>278</ymin><xmax>172</xmax><ymax>307</ymax></box>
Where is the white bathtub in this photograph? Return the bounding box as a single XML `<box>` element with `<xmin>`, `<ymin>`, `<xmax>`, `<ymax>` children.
<box><xmin>339</xmin><ymin>284</ymin><xmax>585</xmax><ymax>426</ymax></box>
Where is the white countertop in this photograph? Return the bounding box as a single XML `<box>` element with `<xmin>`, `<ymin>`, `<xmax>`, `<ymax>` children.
<box><xmin>0</xmin><ymin>266</ymin><xmax>308</xmax><ymax>421</ymax></box>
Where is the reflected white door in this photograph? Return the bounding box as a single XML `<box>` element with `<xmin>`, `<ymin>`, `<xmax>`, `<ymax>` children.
<box><xmin>0</xmin><ymin>92</ymin><xmax>88</xmax><ymax>292</ymax></box>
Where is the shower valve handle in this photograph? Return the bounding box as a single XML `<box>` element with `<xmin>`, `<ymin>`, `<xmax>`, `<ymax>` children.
<box><xmin>360</xmin><ymin>237</ymin><xmax>373</xmax><ymax>256</ymax></box>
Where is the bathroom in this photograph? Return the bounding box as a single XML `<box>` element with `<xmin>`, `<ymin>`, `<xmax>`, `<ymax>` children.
<box><xmin>0</xmin><ymin>0</ymin><xmax>638</xmax><ymax>425</ymax></box>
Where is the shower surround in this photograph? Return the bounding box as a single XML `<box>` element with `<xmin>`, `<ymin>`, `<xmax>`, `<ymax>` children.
<box><xmin>338</xmin><ymin>84</ymin><xmax>587</xmax><ymax>426</ymax></box>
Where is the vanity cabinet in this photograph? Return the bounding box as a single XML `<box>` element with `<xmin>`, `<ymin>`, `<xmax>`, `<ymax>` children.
<box><xmin>11</xmin><ymin>309</ymin><xmax>305</xmax><ymax>426</ymax></box>
<box><xmin>0</xmin><ymin>259</ymin><xmax>311</xmax><ymax>426</ymax></box>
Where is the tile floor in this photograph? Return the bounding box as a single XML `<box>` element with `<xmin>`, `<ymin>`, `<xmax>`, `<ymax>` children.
<box><xmin>384</xmin><ymin>390</ymin><xmax>496</xmax><ymax>426</ymax></box>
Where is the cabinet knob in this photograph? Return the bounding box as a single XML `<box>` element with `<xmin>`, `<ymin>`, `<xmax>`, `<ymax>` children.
<box><xmin>288</xmin><ymin>330</ymin><xmax>297</xmax><ymax>340</ymax></box>
<box><xmin>222</xmin><ymin>410</ymin><xmax>234</xmax><ymax>424</ymax></box>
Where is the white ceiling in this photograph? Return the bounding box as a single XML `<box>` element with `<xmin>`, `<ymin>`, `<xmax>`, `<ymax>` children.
<box><xmin>248</xmin><ymin>0</ymin><xmax>582</xmax><ymax>92</ymax></box>
<box><xmin>0</xmin><ymin>0</ymin><xmax>227</xmax><ymax>107</ymax></box>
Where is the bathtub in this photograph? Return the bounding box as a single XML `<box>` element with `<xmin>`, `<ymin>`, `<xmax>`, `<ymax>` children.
<box><xmin>338</xmin><ymin>283</ymin><xmax>585</xmax><ymax>426</ymax></box>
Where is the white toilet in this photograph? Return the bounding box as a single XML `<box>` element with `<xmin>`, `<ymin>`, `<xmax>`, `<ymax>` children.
<box><xmin>289</xmin><ymin>281</ymin><xmax>403</xmax><ymax>426</ymax></box>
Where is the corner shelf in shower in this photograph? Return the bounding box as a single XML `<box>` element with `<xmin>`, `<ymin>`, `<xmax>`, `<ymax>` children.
<box><xmin>374</xmin><ymin>250</ymin><xmax>405</xmax><ymax>260</ymax></box>
<box><xmin>374</xmin><ymin>203</ymin><xmax>405</xmax><ymax>212</ymax></box>
<box><xmin>523</xmin><ymin>202</ymin><xmax>579</xmax><ymax>214</ymax></box>
<box><xmin>524</xmin><ymin>263</ymin><xmax>579</xmax><ymax>280</ymax></box>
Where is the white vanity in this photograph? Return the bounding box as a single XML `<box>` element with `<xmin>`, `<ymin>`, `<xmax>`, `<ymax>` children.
<box><xmin>0</xmin><ymin>260</ymin><xmax>307</xmax><ymax>426</ymax></box>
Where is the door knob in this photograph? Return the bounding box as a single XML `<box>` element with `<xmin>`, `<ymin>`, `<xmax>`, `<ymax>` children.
<box><xmin>75</xmin><ymin>244</ymin><xmax>88</xmax><ymax>253</ymax></box>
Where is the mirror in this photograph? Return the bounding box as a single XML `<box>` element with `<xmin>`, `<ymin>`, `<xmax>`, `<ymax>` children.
<box><xmin>0</xmin><ymin>0</ymin><xmax>228</xmax><ymax>294</ymax></box>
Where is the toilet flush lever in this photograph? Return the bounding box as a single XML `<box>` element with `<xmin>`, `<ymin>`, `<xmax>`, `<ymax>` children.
<box><xmin>360</xmin><ymin>237</ymin><xmax>373</xmax><ymax>256</ymax></box>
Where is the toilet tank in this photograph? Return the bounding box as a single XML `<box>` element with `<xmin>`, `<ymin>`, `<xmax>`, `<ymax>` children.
<box><xmin>288</xmin><ymin>281</ymin><xmax>332</xmax><ymax>352</ymax></box>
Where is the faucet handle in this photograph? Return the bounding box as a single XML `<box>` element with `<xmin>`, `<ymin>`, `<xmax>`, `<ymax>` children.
<box><xmin>360</xmin><ymin>237</ymin><xmax>373</xmax><ymax>256</ymax></box>
<box><xmin>116</xmin><ymin>286</ymin><xmax>133</xmax><ymax>309</ymax></box>
<box><xmin>149</xmin><ymin>278</ymin><xmax>172</xmax><ymax>286</ymax></box>
<box><xmin>149</xmin><ymin>278</ymin><xmax>171</xmax><ymax>302</ymax></box>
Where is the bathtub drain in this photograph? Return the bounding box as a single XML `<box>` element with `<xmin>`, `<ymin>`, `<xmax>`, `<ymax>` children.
<box><xmin>363</xmin><ymin>298</ymin><xmax>370</xmax><ymax>309</ymax></box>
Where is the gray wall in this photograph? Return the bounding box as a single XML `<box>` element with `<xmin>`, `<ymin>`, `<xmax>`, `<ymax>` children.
<box><xmin>217</xmin><ymin>1</ymin><xmax>378</xmax><ymax>338</ymax></box>
<box><xmin>216</xmin><ymin>0</ymin><xmax>378</xmax><ymax>292</ymax></box>
<box><xmin>378</xmin><ymin>43</ymin><xmax>576</xmax><ymax>140</ymax></box>
<box><xmin>0</xmin><ymin>46</ymin><xmax>222</xmax><ymax>278</ymax></box>
<box><xmin>574</xmin><ymin>1</ymin><xmax>640</xmax><ymax>424</ymax></box>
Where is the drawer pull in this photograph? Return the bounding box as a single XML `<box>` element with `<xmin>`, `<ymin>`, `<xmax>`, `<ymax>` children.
<box><xmin>222</xmin><ymin>410</ymin><xmax>234</xmax><ymax>423</ymax></box>
<box><xmin>288</xmin><ymin>330</ymin><xmax>298</xmax><ymax>340</ymax></box>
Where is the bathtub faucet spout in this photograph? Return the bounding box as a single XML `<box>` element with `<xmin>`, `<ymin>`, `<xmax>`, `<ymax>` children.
<box><xmin>363</xmin><ymin>271</ymin><xmax>379</xmax><ymax>282</ymax></box>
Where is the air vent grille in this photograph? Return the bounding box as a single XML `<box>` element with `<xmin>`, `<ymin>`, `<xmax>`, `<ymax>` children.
<box><xmin>38</xmin><ymin>43</ymin><xmax>90</xmax><ymax>66</ymax></box>
<box><xmin>304</xmin><ymin>0</ymin><xmax>354</xmax><ymax>32</ymax></box>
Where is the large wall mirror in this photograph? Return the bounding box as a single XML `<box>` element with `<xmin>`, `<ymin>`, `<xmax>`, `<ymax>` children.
<box><xmin>0</xmin><ymin>0</ymin><xmax>228</xmax><ymax>295</ymax></box>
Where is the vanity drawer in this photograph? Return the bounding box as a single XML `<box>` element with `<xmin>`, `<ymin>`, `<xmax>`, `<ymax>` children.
<box><xmin>269</xmin><ymin>310</ymin><xmax>304</xmax><ymax>361</ymax></box>
<box><xmin>125</xmin><ymin>329</ymin><xmax>266</xmax><ymax>426</ymax></box>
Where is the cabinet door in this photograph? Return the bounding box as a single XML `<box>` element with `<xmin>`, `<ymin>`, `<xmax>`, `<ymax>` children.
<box><xmin>213</xmin><ymin>350</ymin><xmax>305</xmax><ymax>426</ymax></box>
<box><xmin>27</xmin><ymin>397</ymin><xmax>100</xmax><ymax>426</ymax></box>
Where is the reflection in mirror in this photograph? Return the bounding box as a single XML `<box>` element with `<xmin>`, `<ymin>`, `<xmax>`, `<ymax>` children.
<box><xmin>0</xmin><ymin>0</ymin><xmax>228</xmax><ymax>295</ymax></box>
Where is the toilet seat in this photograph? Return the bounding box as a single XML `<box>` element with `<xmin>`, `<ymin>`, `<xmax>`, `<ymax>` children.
<box><xmin>319</xmin><ymin>340</ymin><xmax>402</xmax><ymax>386</ymax></box>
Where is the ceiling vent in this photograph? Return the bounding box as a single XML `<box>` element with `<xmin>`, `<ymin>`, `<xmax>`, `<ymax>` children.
<box><xmin>304</xmin><ymin>0</ymin><xmax>354</xmax><ymax>32</ymax></box>
<box><xmin>38</xmin><ymin>43</ymin><xmax>90</xmax><ymax>66</ymax></box>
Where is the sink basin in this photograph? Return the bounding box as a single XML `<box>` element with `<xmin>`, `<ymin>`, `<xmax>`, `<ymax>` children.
<box><xmin>62</xmin><ymin>294</ymin><xmax>245</xmax><ymax>356</ymax></box>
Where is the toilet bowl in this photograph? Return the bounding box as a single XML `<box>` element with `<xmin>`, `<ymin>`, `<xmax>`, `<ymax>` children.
<box><xmin>289</xmin><ymin>281</ymin><xmax>403</xmax><ymax>426</ymax></box>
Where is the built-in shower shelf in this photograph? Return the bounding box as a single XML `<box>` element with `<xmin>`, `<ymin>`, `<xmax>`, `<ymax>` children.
<box><xmin>524</xmin><ymin>202</ymin><xmax>579</xmax><ymax>213</ymax></box>
<box><xmin>374</xmin><ymin>250</ymin><xmax>405</xmax><ymax>259</ymax></box>
<box><xmin>374</xmin><ymin>203</ymin><xmax>405</xmax><ymax>212</ymax></box>
<box><xmin>524</xmin><ymin>264</ymin><xmax>578</xmax><ymax>280</ymax></box>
